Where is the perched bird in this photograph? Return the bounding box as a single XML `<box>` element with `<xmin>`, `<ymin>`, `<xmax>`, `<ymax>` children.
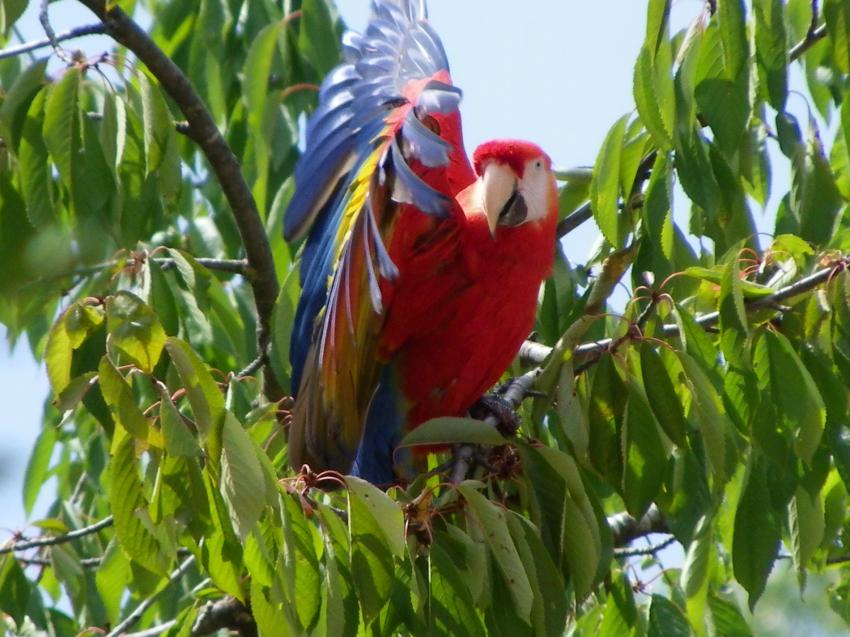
<box><xmin>284</xmin><ymin>0</ymin><xmax>558</xmax><ymax>484</ymax></box>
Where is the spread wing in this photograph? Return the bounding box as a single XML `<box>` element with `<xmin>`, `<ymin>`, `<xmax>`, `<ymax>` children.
<box><xmin>285</xmin><ymin>0</ymin><xmax>473</xmax><ymax>472</ymax></box>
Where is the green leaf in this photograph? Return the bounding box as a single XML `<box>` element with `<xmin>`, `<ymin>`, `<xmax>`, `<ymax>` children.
<box><xmin>99</xmin><ymin>91</ymin><xmax>127</xmax><ymax>174</ymax></box>
<box><xmin>681</xmin><ymin>266</ymin><xmax>773</xmax><ymax>298</ymax></box>
<box><xmin>753</xmin><ymin>0</ymin><xmax>788</xmax><ymax>110</ymax></box>
<box><xmin>640</xmin><ymin>343</ymin><xmax>687</xmax><ymax>446</ymax></box>
<box><xmin>22</xmin><ymin>424</ymin><xmax>56</xmax><ymax>516</ymax></box>
<box><xmin>708</xmin><ymin>593</ymin><xmax>753</xmax><ymax>637</ymax></box>
<box><xmin>45</xmin><ymin>302</ymin><xmax>103</xmax><ymax>395</ymax></box>
<box><xmin>55</xmin><ymin>371</ymin><xmax>98</xmax><ymax>413</ymax></box>
<box><xmin>645</xmin><ymin>0</ymin><xmax>671</xmax><ymax>54</ymax></box>
<box><xmin>694</xmin><ymin>19</ymin><xmax>750</xmax><ymax>156</ymax></box>
<box><xmin>677</xmin><ymin>352</ymin><xmax>730</xmax><ymax>481</ymax></box>
<box><xmin>518</xmin><ymin>444</ymin><xmax>602</xmax><ymax>599</ymax></box>
<box><xmin>106</xmin><ymin>291</ymin><xmax>166</xmax><ymax>374</ymax></box>
<box><xmin>622</xmin><ymin>382</ymin><xmax>668</xmax><ymax>518</ymax></box>
<box><xmin>165</xmin><ymin>337</ymin><xmax>225</xmax><ymax>438</ymax></box>
<box><xmin>98</xmin><ymin>356</ymin><xmax>150</xmax><ymax>442</ymax></box>
<box><xmin>108</xmin><ymin>426</ymin><xmax>169</xmax><ymax>574</ymax></box>
<box><xmin>280</xmin><ymin>493</ymin><xmax>321</xmax><ymax>632</ymax></box>
<box><xmin>507</xmin><ymin>514</ymin><xmax>568</xmax><ymax>637</ymax></box>
<box><xmin>718</xmin><ymin>0</ymin><xmax>748</xmax><ymax>79</ymax></box>
<box><xmin>346</xmin><ymin>476</ymin><xmax>402</xmax><ymax>622</ymax></box>
<box><xmin>789</xmin><ymin>484</ymin><xmax>824</xmax><ymax>577</ymax></box>
<box><xmin>18</xmin><ymin>87</ymin><xmax>55</xmax><ymax>227</ymax></box>
<box><xmin>399</xmin><ymin>417</ymin><xmax>508</xmax><ymax>447</ymax></box>
<box><xmin>598</xmin><ymin>571</ymin><xmax>638</xmax><ymax>636</ymax></box>
<box><xmin>0</xmin><ymin>556</ymin><xmax>30</xmax><ymax>626</ymax></box>
<box><xmin>591</xmin><ymin>114</ymin><xmax>628</xmax><ymax>247</ymax></box>
<box><xmin>634</xmin><ymin>44</ymin><xmax>674</xmax><ymax>151</ymax></box>
<box><xmin>0</xmin><ymin>57</ymin><xmax>47</xmax><ymax>147</ymax></box>
<box><xmin>299</xmin><ymin>0</ymin><xmax>340</xmax><ymax>76</ymax></box>
<box><xmin>824</xmin><ymin>0</ymin><xmax>850</xmax><ymax>73</ymax></box>
<box><xmin>428</xmin><ymin>543</ymin><xmax>487</xmax><ymax>636</ymax></box>
<box><xmin>458</xmin><ymin>483</ymin><xmax>533</xmax><ymax>622</ymax></box>
<box><xmin>682</xmin><ymin>515</ymin><xmax>713</xmax><ymax>631</ymax></box>
<box><xmin>719</xmin><ymin>258</ymin><xmax>749</xmax><ymax>366</ymax></box>
<box><xmin>139</xmin><ymin>74</ymin><xmax>174</xmax><ymax>176</ymax></box>
<box><xmin>220</xmin><ymin>412</ymin><xmax>268</xmax><ymax>538</ymax></box>
<box><xmin>757</xmin><ymin>331</ymin><xmax>825</xmax><ymax>464</ymax></box>
<box><xmin>159</xmin><ymin>390</ymin><xmax>200</xmax><ymax>458</ymax></box>
<box><xmin>244</xmin><ymin>20</ymin><xmax>283</xmax><ymax>214</ymax></box>
<box><xmin>96</xmin><ymin>539</ymin><xmax>132</xmax><ymax>625</ymax></box>
<box><xmin>42</xmin><ymin>67</ymin><xmax>80</xmax><ymax>193</ymax></box>
<box><xmin>733</xmin><ymin>454</ymin><xmax>780</xmax><ymax>609</ymax></box>
<box><xmin>793</xmin><ymin>121</ymin><xmax>843</xmax><ymax>246</ymax></box>
<box><xmin>346</xmin><ymin>476</ymin><xmax>405</xmax><ymax>557</ymax></box>
<box><xmin>647</xmin><ymin>595</ymin><xmax>692</xmax><ymax>637</ymax></box>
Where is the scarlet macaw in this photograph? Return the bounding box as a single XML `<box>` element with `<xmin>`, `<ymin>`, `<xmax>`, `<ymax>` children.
<box><xmin>285</xmin><ymin>0</ymin><xmax>558</xmax><ymax>484</ymax></box>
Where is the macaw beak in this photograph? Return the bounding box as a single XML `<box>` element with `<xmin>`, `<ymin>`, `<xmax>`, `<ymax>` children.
<box><xmin>482</xmin><ymin>162</ymin><xmax>518</xmax><ymax>238</ymax></box>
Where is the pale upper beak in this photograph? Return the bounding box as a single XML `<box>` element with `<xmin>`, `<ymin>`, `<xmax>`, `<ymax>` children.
<box><xmin>481</xmin><ymin>162</ymin><xmax>518</xmax><ymax>237</ymax></box>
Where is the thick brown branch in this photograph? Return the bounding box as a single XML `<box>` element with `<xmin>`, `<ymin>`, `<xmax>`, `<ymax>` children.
<box><xmin>0</xmin><ymin>23</ymin><xmax>105</xmax><ymax>61</ymax></box>
<box><xmin>0</xmin><ymin>516</ymin><xmax>113</xmax><ymax>554</ymax></box>
<box><xmin>76</xmin><ymin>0</ymin><xmax>280</xmax><ymax>374</ymax></box>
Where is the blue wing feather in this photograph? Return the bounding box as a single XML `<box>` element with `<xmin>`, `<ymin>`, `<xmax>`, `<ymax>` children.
<box><xmin>286</xmin><ymin>0</ymin><xmax>467</xmax><ymax>476</ymax></box>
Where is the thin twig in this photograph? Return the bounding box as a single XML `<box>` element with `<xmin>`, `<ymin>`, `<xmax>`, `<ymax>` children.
<box><xmin>521</xmin><ymin>262</ymin><xmax>842</xmax><ymax>366</ymax></box>
<box><xmin>77</xmin><ymin>0</ymin><xmax>280</xmax><ymax>393</ymax></box>
<box><xmin>236</xmin><ymin>353</ymin><xmax>267</xmax><ymax>378</ymax></box>
<box><xmin>106</xmin><ymin>555</ymin><xmax>196</xmax><ymax>637</ymax></box>
<box><xmin>789</xmin><ymin>23</ymin><xmax>827</xmax><ymax>61</ymax></box>
<box><xmin>0</xmin><ymin>516</ymin><xmax>113</xmax><ymax>554</ymax></box>
<box><xmin>0</xmin><ymin>23</ymin><xmax>106</xmax><ymax>61</ymax></box>
<box><xmin>614</xmin><ymin>535</ymin><xmax>677</xmax><ymax>558</ymax></box>
<box><xmin>123</xmin><ymin>621</ymin><xmax>177</xmax><ymax>637</ymax></box>
<box><xmin>556</xmin><ymin>201</ymin><xmax>592</xmax><ymax>238</ymax></box>
<box><xmin>158</xmin><ymin>257</ymin><xmax>250</xmax><ymax>275</ymax></box>
<box><xmin>18</xmin><ymin>555</ymin><xmax>103</xmax><ymax>568</ymax></box>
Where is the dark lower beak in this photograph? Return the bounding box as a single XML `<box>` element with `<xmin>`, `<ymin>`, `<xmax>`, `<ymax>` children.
<box><xmin>498</xmin><ymin>190</ymin><xmax>528</xmax><ymax>228</ymax></box>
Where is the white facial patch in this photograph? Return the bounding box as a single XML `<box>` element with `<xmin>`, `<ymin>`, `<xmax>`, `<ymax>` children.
<box><xmin>517</xmin><ymin>158</ymin><xmax>551</xmax><ymax>224</ymax></box>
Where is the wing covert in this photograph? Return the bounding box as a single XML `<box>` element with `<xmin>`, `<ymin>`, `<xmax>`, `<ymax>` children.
<box><xmin>285</xmin><ymin>0</ymin><xmax>473</xmax><ymax>474</ymax></box>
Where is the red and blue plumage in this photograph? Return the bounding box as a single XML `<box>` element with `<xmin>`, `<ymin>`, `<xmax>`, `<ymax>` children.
<box><xmin>285</xmin><ymin>0</ymin><xmax>558</xmax><ymax>484</ymax></box>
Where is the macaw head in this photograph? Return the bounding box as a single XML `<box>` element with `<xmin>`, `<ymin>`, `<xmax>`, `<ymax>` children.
<box><xmin>472</xmin><ymin>140</ymin><xmax>557</xmax><ymax>237</ymax></box>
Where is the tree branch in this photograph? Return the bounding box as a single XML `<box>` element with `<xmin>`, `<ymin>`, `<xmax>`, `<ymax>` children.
<box><xmin>521</xmin><ymin>262</ymin><xmax>842</xmax><ymax>366</ymax></box>
<box><xmin>609</xmin><ymin>505</ymin><xmax>669</xmax><ymax>547</ymax></box>
<box><xmin>0</xmin><ymin>516</ymin><xmax>113</xmax><ymax>554</ymax></box>
<box><xmin>191</xmin><ymin>597</ymin><xmax>256</xmax><ymax>637</ymax></box>
<box><xmin>76</xmin><ymin>1</ymin><xmax>280</xmax><ymax>377</ymax></box>
<box><xmin>158</xmin><ymin>257</ymin><xmax>250</xmax><ymax>275</ymax></box>
<box><xmin>106</xmin><ymin>556</ymin><xmax>196</xmax><ymax>637</ymax></box>
<box><xmin>0</xmin><ymin>23</ymin><xmax>106</xmax><ymax>61</ymax></box>
<box><xmin>614</xmin><ymin>535</ymin><xmax>677</xmax><ymax>558</ymax></box>
<box><xmin>789</xmin><ymin>23</ymin><xmax>827</xmax><ymax>61</ymax></box>
<box><xmin>556</xmin><ymin>201</ymin><xmax>593</xmax><ymax>238</ymax></box>
<box><xmin>450</xmin><ymin>370</ymin><xmax>539</xmax><ymax>483</ymax></box>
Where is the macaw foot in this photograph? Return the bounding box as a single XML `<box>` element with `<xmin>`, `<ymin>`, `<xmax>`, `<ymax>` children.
<box><xmin>469</xmin><ymin>394</ymin><xmax>521</xmax><ymax>437</ymax></box>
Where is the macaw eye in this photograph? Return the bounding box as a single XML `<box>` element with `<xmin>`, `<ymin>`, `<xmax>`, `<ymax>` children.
<box><xmin>534</xmin><ymin>160</ymin><xmax>542</xmax><ymax>169</ymax></box>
